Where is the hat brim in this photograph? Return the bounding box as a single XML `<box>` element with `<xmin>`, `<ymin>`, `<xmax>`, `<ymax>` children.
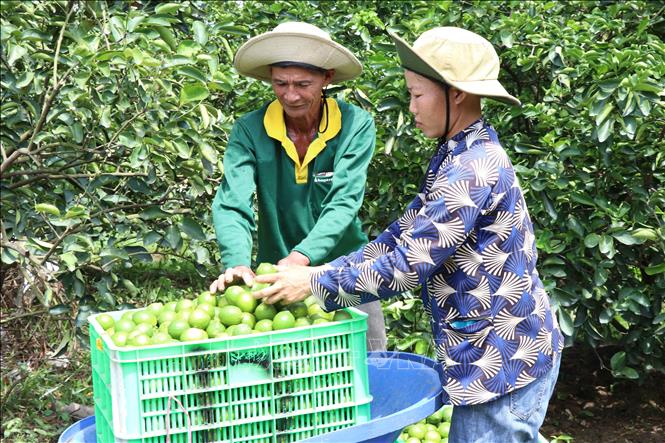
<box><xmin>234</xmin><ymin>32</ymin><xmax>362</xmax><ymax>83</ymax></box>
<box><xmin>389</xmin><ymin>31</ymin><xmax>521</xmax><ymax>107</ymax></box>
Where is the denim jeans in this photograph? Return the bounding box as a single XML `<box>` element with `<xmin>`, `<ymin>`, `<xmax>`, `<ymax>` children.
<box><xmin>448</xmin><ymin>352</ymin><xmax>561</xmax><ymax>443</ymax></box>
<box><xmin>355</xmin><ymin>300</ymin><xmax>387</xmax><ymax>351</ymax></box>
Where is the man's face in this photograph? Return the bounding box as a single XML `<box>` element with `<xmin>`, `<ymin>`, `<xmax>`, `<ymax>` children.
<box><xmin>270</xmin><ymin>66</ymin><xmax>332</xmax><ymax>120</ymax></box>
<box><xmin>405</xmin><ymin>70</ymin><xmax>448</xmax><ymax>139</ymax></box>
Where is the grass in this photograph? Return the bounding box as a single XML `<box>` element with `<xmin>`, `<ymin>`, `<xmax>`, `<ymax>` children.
<box><xmin>1</xmin><ymin>343</ymin><xmax>92</xmax><ymax>442</ymax></box>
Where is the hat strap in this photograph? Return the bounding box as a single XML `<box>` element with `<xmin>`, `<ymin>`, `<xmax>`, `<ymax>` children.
<box><xmin>318</xmin><ymin>89</ymin><xmax>329</xmax><ymax>133</ymax></box>
<box><xmin>438</xmin><ymin>84</ymin><xmax>450</xmax><ymax>145</ymax></box>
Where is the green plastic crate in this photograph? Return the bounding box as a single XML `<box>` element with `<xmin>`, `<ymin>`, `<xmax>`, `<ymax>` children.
<box><xmin>89</xmin><ymin>307</ymin><xmax>371</xmax><ymax>443</ymax></box>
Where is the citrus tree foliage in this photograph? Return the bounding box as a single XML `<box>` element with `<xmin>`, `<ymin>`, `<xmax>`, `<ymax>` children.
<box><xmin>1</xmin><ymin>1</ymin><xmax>231</xmax><ymax>323</ymax></box>
<box><xmin>1</xmin><ymin>0</ymin><xmax>664</xmax><ymax>378</ymax></box>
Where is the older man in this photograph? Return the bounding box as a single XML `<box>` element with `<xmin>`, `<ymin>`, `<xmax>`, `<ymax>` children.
<box><xmin>209</xmin><ymin>22</ymin><xmax>387</xmax><ymax>351</ymax></box>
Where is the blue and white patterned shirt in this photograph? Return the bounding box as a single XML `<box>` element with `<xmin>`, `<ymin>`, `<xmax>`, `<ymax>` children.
<box><xmin>311</xmin><ymin>118</ymin><xmax>564</xmax><ymax>406</ymax></box>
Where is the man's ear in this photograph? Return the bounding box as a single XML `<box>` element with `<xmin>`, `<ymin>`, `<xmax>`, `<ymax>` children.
<box><xmin>452</xmin><ymin>87</ymin><xmax>467</xmax><ymax>104</ymax></box>
<box><xmin>323</xmin><ymin>69</ymin><xmax>335</xmax><ymax>87</ymax></box>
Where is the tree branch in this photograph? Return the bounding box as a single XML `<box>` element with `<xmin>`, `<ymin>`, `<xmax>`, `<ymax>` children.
<box><xmin>53</xmin><ymin>0</ymin><xmax>76</xmax><ymax>88</ymax></box>
<box><xmin>0</xmin><ymin>63</ymin><xmax>78</xmax><ymax>175</ymax></box>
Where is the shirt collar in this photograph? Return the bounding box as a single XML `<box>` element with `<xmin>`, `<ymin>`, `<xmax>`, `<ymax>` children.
<box><xmin>264</xmin><ymin>98</ymin><xmax>342</xmax><ymax>184</ymax></box>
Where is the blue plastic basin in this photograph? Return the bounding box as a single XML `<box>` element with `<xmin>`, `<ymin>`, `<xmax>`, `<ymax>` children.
<box><xmin>301</xmin><ymin>351</ymin><xmax>444</xmax><ymax>443</ymax></box>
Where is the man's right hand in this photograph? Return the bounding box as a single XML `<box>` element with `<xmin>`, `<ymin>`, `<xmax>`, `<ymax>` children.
<box><xmin>209</xmin><ymin>266</ymin><xmax>255</xmax><ymax>294</ymax></box>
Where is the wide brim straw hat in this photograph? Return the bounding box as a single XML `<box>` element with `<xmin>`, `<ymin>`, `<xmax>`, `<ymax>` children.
<box><xmin>389</xmin><ymin>27</ymin><xmax>521</xmax><ymax>106</ymax></box>
<box><xmin>234</xmin><ymin>22</ymin><xmax>362</xmax><ymax>83</ymax></box>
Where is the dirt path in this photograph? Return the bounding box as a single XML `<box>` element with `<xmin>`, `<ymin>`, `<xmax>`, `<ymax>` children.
<box><xmin>541</xmin><ymin>345</ymin><xmax>665</xmax><ymax>443</ymax></box>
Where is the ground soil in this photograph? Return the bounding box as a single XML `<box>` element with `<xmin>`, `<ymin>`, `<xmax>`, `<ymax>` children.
<box><xmin>541</xmin><ymin>345</ymin><xmax>665</xmax><ymax>443</ymax></box>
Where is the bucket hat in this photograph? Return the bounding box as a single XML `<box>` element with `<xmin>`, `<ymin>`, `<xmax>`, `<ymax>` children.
<box><xmin>390</xmin><ymin>27</ymin><xmax>521</xmax><ymax>106</ymax></box>
<box><xmin>234</xmin><ymin>22</ymin><xmax>362</xmax><ymax>83</ymax></box>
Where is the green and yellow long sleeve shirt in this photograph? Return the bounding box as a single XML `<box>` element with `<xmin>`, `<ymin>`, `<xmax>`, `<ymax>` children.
<box><xmin>212</xmin><ymin>98</ymin><xmax>375</xmax><ymax>269</ymax></box>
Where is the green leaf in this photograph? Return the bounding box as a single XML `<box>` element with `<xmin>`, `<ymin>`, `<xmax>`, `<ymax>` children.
<box><xmin>557</xmin><ymin>309</ymin><xmax>574</xmax><ymax>337</ymax></box>
<box><xmin>8</xmin><ymin>44</ymin><xmax>27</xmax><ymax>66</ymax></box>
<box><xmin>631</xmin><ymin>228</ymin><xmax>658</xmax><ymax>241</ymax></box>
<box><xmin>181</xmin><ymin>216</ymin><xmax>206</xmax><ymax>240</ymax></box>
<box><xmin>176</xmin><ymin>66</ymin><xmax>208</xmax><ymax>83</ymax></box>
<box><xmin>610</xmin><ymin>351</ymin><xmax>626</xmax><ymax>370</ymax></box>
<box><xmin>597</xmin><ymin>118</ymin><xmax>614</xmax><ymax>142</ymax></box>
<box><xmin>155</xmin><ymin>2</ymin><xmax>182</xmax><ymax>14</ymax></box>
<box><xmin>619</xmin><ymin>367</ymin><xmax>639</xmax><ymax>379</ymax></box>
<box><xmin>173</xmin><ymin>139</ymin><xmax>192</xmax><ymax>159</ymax></box>
<box><xmin>156</xmin><ymin>26</ymin><xmax>177</xmax><ymax>51</ymax></box>
<box><xmin>584</xmin><ymin>233</ymin><xmax>600</xmax><ymax>248</ymax></box>
<box><xmin>598</xmin><ymin>235</ymin><xmax>614</xmax><ymax>254</ymax></box>
<box><xmin>35</xmin><ymin>203</ymin><xmax>60</xmax><ymax>216</ymax></box>
<box><xmin>612</xmin><ymin>231</ymin><xmax>639</xmax><ymax>245</ymax></box>
<box><xmin>500</xmin><ymin>29</ymin><xmax>513</xmax><ymax>48</ymax></box>
<box><xmin>165</xmin><ymin>224</ymin><xmax>181</xmax><ymax>250</ymax></box>
<box><xmin>199</xmin><ymin>103</ymin><xmax>210</xmax><ymax>129</ymax></box>
<box><xmin>193</xmin><ymin>21</ymin><xmax>208</xmax><ymax>45</ymax></box>
<box><xmin>180</xmin><ymin>83</ymin><xmax>209</xmax><ymax>105</ymax></box>
<box><xmin>199</xmin><ymin>142</ymin><xmax>218</xmax><ymax>163</ymax></box>
<box><xmin>140</xmin><ymin>206</ymin><xmax>170</xmax><ymax>220</ymax></box>
<box><xmin>644</xmin><ymin>263</ymin><xmax>665</xmax><ymax>276</ymax></box>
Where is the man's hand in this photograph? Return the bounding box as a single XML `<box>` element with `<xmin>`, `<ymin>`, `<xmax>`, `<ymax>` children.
<box><xmin>253</xmin><ymin>265</ymin><xmax>319</xmax><ymax>305</ymax></box>
<box><xmin>209</xmin><ymin>266</ymin><xmax>255</xmax><ymax>294</ymax></box>
<box><xmin>277</xmin><ymin>251</ymin><xmax>310</xmax><ymax>267</ymax></box>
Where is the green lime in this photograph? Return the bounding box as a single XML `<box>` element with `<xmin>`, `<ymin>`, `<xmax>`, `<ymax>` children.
<box><xmin>304</xmin><ymin>296</ymin><xmax>317</xmax><ymax>306</ymax></box>
<box><xmin>151</xmin><ymin>332</ymin><xmax>171</xmax><ymax>345</ymax></box>
<box><xmin>294</xmin><ymin>317</ymin><xmax>311</xmax><ymax>328</ymax></box>
<box><xmin>146</xmin><ymin>302</ymin><xmax>164</xmax><ymax>317</ymax></box>
<box><xmin>96</xmin><ymin>313</ymin><xmax>115</xmax><ymax>330</ymax></box>
<box><xmin>218</xmin><ymin>306</ymin><xmax>243</xmax><ymax>327</ymax></box>
<box><xmin>133</xmin><ymin>310</ymin><xmax>157</xmax><ymax>327</ymax></box>
<box><xmin>195</xmin><ymin>302</ymin><xmax>215</xmax><ymax>316</ymax></box>
<box><xmin>168</xmin><ymin>319</ymin><xmax>190</xmax><ymax>340</ymax></box>
<box><xmin>133</xmin><ymin>322</ymin><xmax>154</xmax><ymax>337</ymax></box>
<box><xmin>235</xmin><ymin>292</ymin><xmax>257</xmax><ymax>313</ymax></box>
<box><xmin>232</xmin><ymin>323</ymin><xmax>253</xmax><ymax>336</ymax></box>
<box><xmin>175</xmin><ymin>309</ymin><xmax>192</xmax><ymax>322</ymax></box>
<box><xmin>272</xmin><ymin>311</ymin><xmax>295</xmax><ymax>330</ymax></box>
<box><xmin>180</xmin><ymin>328</ymin><xmax>208</xmax><ymax>342</ymax></box>
<box><xmin>158</xmin><ymin>310</ymin><xmax>176</xmax><ymax>325</ymax></box>
<box><xmin>128</xmin><ymin>333</ymin><xmax>151</xmax><ymax>347</ymax></box>
<box><xmin>224</xmin><ymin>286</ymin><xmax>246</xmax><ymax>306</ymax></box>
<box><xmin>255</xmin><ymin>262</ymin><xmax>277</xmax><ymax>275</ymax></box>
<box><xmin>307</xmin><ymin>303</ymin><xmax>324</xmax><ymax>317</ymax></box>
<box><xmin>115</xmin><ymin>318</ymin><xmax>135</xmax><ymax>333</ymax></box>
<box><xmin>254</xmin><ymin>319</ymin><xmax>273</xmax><ymax>333</ymax></box>
<box><xmin>176</xmin><ymin>298</ymin><xmax>195</xmax><ymax>312</ymax></box>
<box><xmin>441</xmin><ymin>405</ymin><xmax>453</xmax><ymax>422</ymax></box>
<box><xmin>250</xmin><ymin>282</ymin><xmax>270</xmax><ymax>292</ymax></box>
<box><xmin>112</xmin><ymin>331</ymin><xmax>129</xmax><ymax>347</ymax></box>
<box><xmin>437</xmin><ymin>422</ymin><xmax>450</xmax><ymax>438</ymax></box>
<box><xmin>197</xmin><ymin>291</ymin><xmax>217</xmax><ymax>306</ymax></box>
<box><xmin>409</xmin><ymin>423</ymin><xmax>427</xmax><ymax>439</ymax></box>
<box><xmin>287</xmin><ymin>302</ymin><xmax>308</xmax><ymax>318</ymax></box>
<box><xmin>240</xmin><ymin>312</ymin><xmax>256</xmax><ymax>329</ymax></box>
<box><xmin>333</xmin><ymin>310</ymin><xmax>352</xmax><ymax>321</ymax></box>
<box><xmin>312</xmin><ymin>317</ymin><xmax>329</xmax><ymax>325</ymax></box>
<box><xmin>206</xmin><ymin>319</ymin><xmax>226</xmax><ymax>337</ymax></box>
<box><xmin>163</xmin><ymin>301</ymin><xmax>178</xmax><ymax>312</ymax></box>
<box><xmin>217</xmin><ymin>296</ymin><xmax>229</xmax><ymax>307</ymax></box>
<box><xmin>189</xmin><ymin>309</ymin><xmax>211</xmax><ymax>329</ymax></box>
<box><xmin>254</xmin><ymin>303</ymin><xmax>277</xmax><ymax>321</ymax></box>
<box><xmin>121</xmin><ymin>310</ymin><xmax>134</xmax><ymax>321</ymax></box>
<box><xmin>425</xmin><ymin>430</ymin><xmax>441</xmax><ymax>441</ymax></box>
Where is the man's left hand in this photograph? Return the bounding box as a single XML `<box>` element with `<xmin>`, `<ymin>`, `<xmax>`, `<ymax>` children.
<box><xmin>277</xmin><ymin>251</ymin><xmax>310</xmax><ymax>267</ymax></box>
